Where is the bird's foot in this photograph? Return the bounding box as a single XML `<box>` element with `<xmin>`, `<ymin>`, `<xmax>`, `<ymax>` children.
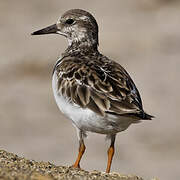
<box><xmin>71</xmin><ymin>163</ymin><xmax>80</xmax><ymax>169</ymax></box>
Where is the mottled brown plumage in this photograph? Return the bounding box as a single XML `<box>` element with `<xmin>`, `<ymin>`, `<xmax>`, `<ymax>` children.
<box><xmin>55</xmin><ymin>53</ymin><xmax>147</xmax><ymax>118</ymax></box>
<box><xmin>32</xmin><ymin>9</ymin><xmax>153</xmax><ymax>173</ymax></box>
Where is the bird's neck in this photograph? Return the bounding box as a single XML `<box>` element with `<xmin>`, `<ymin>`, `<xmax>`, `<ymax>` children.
<box><xmin>64</xmin><ymin>38</ymin><xmax>99</xmax><ymax>56</ymax></box>
<box><xmin>63</xmin><ymin>31</ymin><xmax>99</xmax><ymax>56</ymax></box>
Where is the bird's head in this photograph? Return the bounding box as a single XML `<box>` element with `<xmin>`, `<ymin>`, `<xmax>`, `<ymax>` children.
<box><xmin>32</xmin><ymin>9</ymin><xmax>99</xmax><ymax>49</ymax></box>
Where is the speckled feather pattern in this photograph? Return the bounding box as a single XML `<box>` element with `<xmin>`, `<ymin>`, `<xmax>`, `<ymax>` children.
<box><xmin>52</xmin><ymin>50</ymin><xmax>152</xmax><ymax>135</ymax></box>
<box><xmin>49</xmin><ymin>9</ymin><xmax>153</xmax><ymax>136</ymax></box>
<box><xmin>55</xmin><ymin>52</ymin><xmax>143</xmax><ymax>116</ymax></box>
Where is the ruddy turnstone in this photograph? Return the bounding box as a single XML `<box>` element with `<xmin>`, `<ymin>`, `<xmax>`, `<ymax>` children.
<box><xmin>32</xmin><ymin>9</ymin><xmax>153</xmax><ymax>173</ymax></box>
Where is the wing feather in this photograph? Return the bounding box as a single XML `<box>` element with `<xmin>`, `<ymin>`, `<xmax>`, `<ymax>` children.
<box><xmin>55</xmin><ymin>56</ymin><xmax>146</xmax><ymax>118</ymax></box>
<box><xmin>87</xmin><ymin>97</ymin><xmax>105</xmax><ymax>116</ymax></box>
<box><xmin>91</xmin><ymin>91</ymin><xmax>110</xmax><ymax>112</ymax></box>
<box><xmin>77</xmin><ymin>85</ymin><xmax>90</xmax><ymax>106</ymax></box>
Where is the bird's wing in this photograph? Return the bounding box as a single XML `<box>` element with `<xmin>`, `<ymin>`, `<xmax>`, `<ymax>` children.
<box><xmin>55</xmin><ymin>56</ymin><xmax>145</xmax><ymax>118</ymax></box>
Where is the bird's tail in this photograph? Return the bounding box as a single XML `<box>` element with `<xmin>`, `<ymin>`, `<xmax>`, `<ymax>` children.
<box><xmin>141</xmin><ymin>112</ymin><xmax>154</xmax><ymax>120</ymax></box>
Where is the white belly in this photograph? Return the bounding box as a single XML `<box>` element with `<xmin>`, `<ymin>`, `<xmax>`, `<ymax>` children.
<box><xmin>52</xmin><ymin>72</ymin><xmax>133</xmax><ymax>134</ymax></box>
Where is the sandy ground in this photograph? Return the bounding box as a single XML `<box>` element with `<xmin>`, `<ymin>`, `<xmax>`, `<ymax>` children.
<box><xmin>0</xmin><ymin>149</ymin><xmax>150</xmax><ymax>180</ymax></box>
<box><xmin>0</xmin><ymin>1</ymin><xmax>180</xmax><ymax>180</ymax></box>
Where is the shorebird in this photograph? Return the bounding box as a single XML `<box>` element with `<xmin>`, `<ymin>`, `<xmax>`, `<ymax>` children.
<box><xmin>32</xmin><ymin>9</ymin><xmax>153</xmax><ymax>173</ymax></box>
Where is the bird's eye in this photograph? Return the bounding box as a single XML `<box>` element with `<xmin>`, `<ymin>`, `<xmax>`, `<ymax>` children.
<box><xmin>65</xmin><ymin>19</ymin><xmax>74</xmax><ymax>25</ymax></box>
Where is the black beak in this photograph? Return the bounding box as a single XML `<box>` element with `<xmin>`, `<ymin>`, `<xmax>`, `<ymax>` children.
<box><xmin>31</xmin><ymin>24</ymin><xmax>58</xmax><ymax>35</ymax></box>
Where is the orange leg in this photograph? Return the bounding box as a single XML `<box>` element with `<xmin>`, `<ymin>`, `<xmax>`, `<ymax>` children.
<box><xmin>106</xmin><ymin>135</ymin><xmax>116</xmax><ymax>173</ymax></box>
<box><xmin>73</xmin><ymin>141</ymin><xmax>86</xmax><ymax>168</ymax></box>
<box><xmin>73</xmin><ymin>130</ymin><xmax>86</xmax><ymax>168</ymax></box>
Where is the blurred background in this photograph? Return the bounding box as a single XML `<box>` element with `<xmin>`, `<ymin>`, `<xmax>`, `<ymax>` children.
<box><xmin>0</xmin><ymin>0</ymin><xmax>180</xmax><ymax>179</ymax></box>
